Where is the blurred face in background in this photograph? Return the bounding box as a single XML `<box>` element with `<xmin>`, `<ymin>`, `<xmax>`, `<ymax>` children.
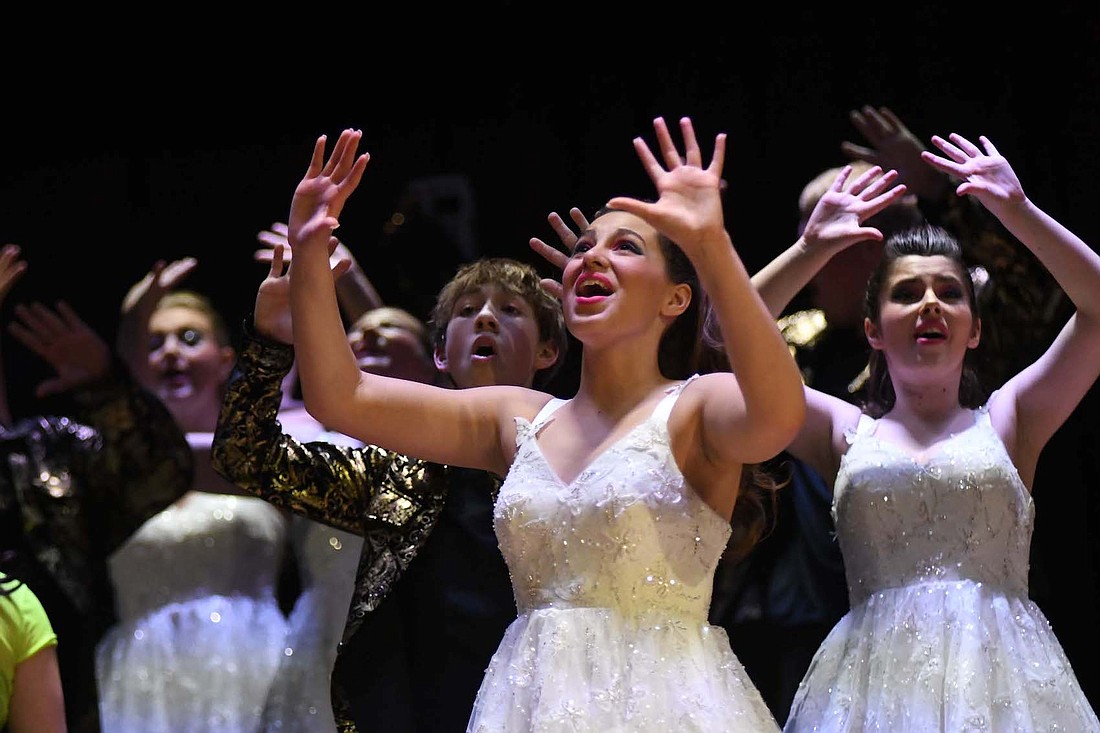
<box><xmin>347</xmin><ymin>307</ymin><xmax>436</xmax><ymax>383</ymax></box>
<box><xmin>147</xmin><ymin>305</ymin><xmax>235</xmax><ymax>426</ymax></box>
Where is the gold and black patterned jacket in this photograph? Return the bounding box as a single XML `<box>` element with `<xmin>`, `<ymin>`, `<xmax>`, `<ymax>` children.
<box><xmin>0</xmin><ymin>364</ymin><xmax>194</xmax><ymax>733</ymax></box>
<box><xmin>211</xmin><ymin>325</ymin><xmax>458</xmax><ymax>733</ymax></box>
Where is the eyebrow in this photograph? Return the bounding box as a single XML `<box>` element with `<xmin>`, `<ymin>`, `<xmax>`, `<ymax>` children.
<box><xmin>576</xmin><ymin>226</ymin><xmax>645</xmax><ymax>248</ymax></box>
<box><xmin>891</xmin><ymin>273</ymin><xmax>964</xmax><ymax>286</ymax></box>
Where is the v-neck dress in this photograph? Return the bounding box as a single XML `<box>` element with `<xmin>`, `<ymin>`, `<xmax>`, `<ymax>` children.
<box><xmin>466</xmin><ymin>376</ymin><xmax>779</xmax><ymax>732</ymax></box>
<box><xmin>785</xmin><ymin>403</ymin><xmax>1100</xmax><ymax>732</ymax></box>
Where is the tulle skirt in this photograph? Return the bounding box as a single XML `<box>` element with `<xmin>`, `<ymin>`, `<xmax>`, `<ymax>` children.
<box><xmin>96</xmin><ymin>594</ymin><xmax>288</xmax><ymax>733</ymax></box>
<box><xmin>785</xmin><ymin>580</ymin><xmax>1100</xmax><ymax>732</ymax></box>
<box><xmin>467</xmin><ymin>606</ymin><xmax>780</xmax><ymax>732</ymax></box>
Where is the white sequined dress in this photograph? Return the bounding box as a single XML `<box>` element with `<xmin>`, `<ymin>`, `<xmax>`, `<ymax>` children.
<box><xmin>467</xmin><ymin>377</ymin><xmax>780</xmax><ymax>732</ymax></box>
<box><xmin>96</xmin><ymin>492</ymin><xmax>289</xmax><ymax>733</ymax></box>
<box><xmin>785</xmin><ymin>404</ymin><xmax>1100</xmax><ymax>732</ymax></box>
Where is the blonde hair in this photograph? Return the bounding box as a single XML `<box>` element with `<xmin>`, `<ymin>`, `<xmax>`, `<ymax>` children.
<box><xmin>155</xmin><ymin>290</ymin><xmax>231</xmax><ymax>348</ymax></box>
<box><xmin>798</xmin><ymin>161</ymin><xmax>878</xmax><ymax>218</ymax></box>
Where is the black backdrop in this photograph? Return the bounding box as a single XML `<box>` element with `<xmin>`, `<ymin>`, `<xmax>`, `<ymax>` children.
<box><xmin>3</xmin><ymin>3</ymin><xmax>1099</xmax><ymax>709</ymax></box>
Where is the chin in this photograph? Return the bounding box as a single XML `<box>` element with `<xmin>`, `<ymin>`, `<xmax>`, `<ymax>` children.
<box><xmin>158</xmin><ymin>387</ymin><xmax>195</xmax><ymax>403</ymax></box>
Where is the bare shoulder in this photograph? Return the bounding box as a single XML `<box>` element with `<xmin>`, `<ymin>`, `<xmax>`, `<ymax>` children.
<box><xmin>478</xmin><ymin>385</ymin><xmax>563</xmax><ymax>425</ymax></box>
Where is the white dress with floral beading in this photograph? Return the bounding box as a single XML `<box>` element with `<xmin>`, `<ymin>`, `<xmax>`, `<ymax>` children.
<box><xmin>785</xmin><ymin>403</ymin><xmax>1100</xmax><ymax>732</ymax></box>
<box><xmin>467</xmin><ymin>376</ymin><xmax>780</xmax><ymax>733</ymax></box>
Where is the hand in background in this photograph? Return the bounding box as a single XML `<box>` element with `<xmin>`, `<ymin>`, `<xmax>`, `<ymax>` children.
<box><xmin>9</xmin><ymin>300</ymin><xmax>111</xmax><ymax>398</ymax></box>
<box><xmin>0</xmin><ymin>244</ymin><xmax>27</xmax><ymax>306</ymax></box>
<box><xmin>841</xmin><ymin>105</ymin><xmax>951</xmax><ymax>203</ymax></box>
<box><xmin>0</xmin><ymin>244</ymin><xmax>28</xmax><ymax>426</ymax></box>
<box><xmin>117</xmin><ymin>257</ymin><xmax>197</xmax><ymax>384</ymax></box>
<box><xmin>257</xmin><ymin>221</ymin><xmax>382</xmax><ymax>323</ymax></box>
<box><xmin>528</xmin><ymin>207</ymin><xmax>589</xmax><ymax>301</ymax></box>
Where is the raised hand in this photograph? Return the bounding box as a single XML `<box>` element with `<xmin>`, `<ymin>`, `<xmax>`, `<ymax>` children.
<box><xmin>801</xmin><ymin>164</ymin><xmax>909</xmax><ymax>252</ymax></box>
<box><xmin>0</xmin><ymin>244</ymin><xmax>28</xmax><ymax>425</ymax></box>
<box><xmin>841</xmin><ymin>105</ymin><xmax>950</xmax><ymax>202</ymax></box>
<box><xmin>528</xmin><ymin>207</ymin><xmax>589</xmax><ymax>300</ymax></box>
<box><xmin>9</xmin><ymin>301</ymin><xmax>111</xmax><ymax>397</ymax></box>
<box><xmin>921</xmin><ymin>134</ymin><xmax>1025</xmax><ymax>219</ymax></box>
<box><xmin>287</xmin><ymin>129</ymin><xmax>370</xmax><ymax>257</ymax></box>
<box><xmin>254</xmin><ymin>243</ymin><xmax>294</xmax><ymax>344</ymax></box>
<box><xmin>121</xmin><ymin>257</ymin><xmax>198</xmax><ymax>315</ymax></box>
<box><xmin>117</xmin><ymin>256</ymin><xmax>199</xmax><ymax>384</ymax></box>
<box><xmin>255</xmin><ymin>221</ymin><xmax>292</xmax><ymax>263</ymax></box>
<box><xmin>606</xmin><ymin>116</ymin><xmax>726</xmax><ymax>262</ymax></box>
<box><xmin>257</xmin><ymin>220</ymin><xmax>381</xmax><ymax>322</ymax></box>
<box><xmin>256</xmin><ymin>221</ymin><xmax>356</xmax><ymax>272</ymax></box>
<box><xmin>0</xmin><ymin>244</ymin><xmax>27</xmax><ymax>306</ymax></box>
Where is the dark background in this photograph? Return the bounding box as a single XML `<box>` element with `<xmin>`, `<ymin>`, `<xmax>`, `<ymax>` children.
<box><xmin>3</xmin><ymin>5</ymin><xmax>1099</xmax><ymax>709</ymax></box>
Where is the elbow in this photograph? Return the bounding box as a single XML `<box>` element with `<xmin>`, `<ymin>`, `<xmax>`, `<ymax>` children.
<box><xmin>779</xmin><ymin>394</ymin><xmax>807</xmax><ymax>453</ymax></box>
<box><xmin>747</xmin><ymin>387</ymin><xmax>806</xmax><ymax>463</ymax></box>
<box><xmin>300</xmin><ymin>389</ymin><xmax>353</xmax><ymax>435</ymax></box>
<box><xmin>301</xmin><ymin>395</ymin><xmax>336</xmax><ymax>430</ymax></box>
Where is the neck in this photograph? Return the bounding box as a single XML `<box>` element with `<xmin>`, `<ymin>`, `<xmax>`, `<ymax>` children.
<box><xmin>889</xmin><ymin>379</ymin><xmax>963</xmax><ymax>424</ymax></box>
<box><xmin>168</xmin><ymin>400</ymin><xmax>220</xmax><ymax>433</ymax></box>
<box><xmin>575</xmin><ymin>347</ymin><xmax>670</xmax><ymax>419</ymax></box>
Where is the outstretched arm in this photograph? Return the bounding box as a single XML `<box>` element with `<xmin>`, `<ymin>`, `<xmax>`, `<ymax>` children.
<box><xmin>286</xmin><ymin>130</ymin><xmax>535</xmax><ymax>475</ymax></box>
<box><xmin>752</xmin><ymin>164</ymin><xmax>909</xmax><ymax>318</ymax></box>
<box><xmin>924</xmin><ymin>133</ymin><xmax>1100</xmax><ymax>479</ymax></box>
<box><xmin>608</xmin><ymin>116</ymin><xmax>805</xmax><ymax>466</ymax></box>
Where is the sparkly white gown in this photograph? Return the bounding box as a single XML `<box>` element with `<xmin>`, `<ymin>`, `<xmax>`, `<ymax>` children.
<box><xmin>468</xmin><ymin>377</ymin><xmax>779</xmax><ymax>732</ymax></box>
<box><xmin>96</xmin><ymin>492</ymin><xmax>289</xmax><ymax>733</ymax></box>
<box><xmin>785</xmin><ymin>404</ymin><xmax>1100</xmax><ymax>732</ymax></box>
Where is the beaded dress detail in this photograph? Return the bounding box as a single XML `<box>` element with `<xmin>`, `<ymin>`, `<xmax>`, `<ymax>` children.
<box><xmin>785</xmin><ymin>403</ymin><xmax>1100</xmax><ymax>731</ymax></box>
<box><xmin>467</xmin><ymin>376</ymin><xmax>779</xmax><ymax>732</ymax></box>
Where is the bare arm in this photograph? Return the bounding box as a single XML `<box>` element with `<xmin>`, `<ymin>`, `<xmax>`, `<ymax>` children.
<box><xmin>751</xmin><ymin>165</ymin><xmax>908</xmax><ymax>319</ymax></box>
<box><xmin>286</xmin><ymin>130</ymin><xmax>536</xmax><ymax>475</ymax></box>
<box><xmin>924</xmin><ymin>133</ymin><xmax>1100</xmax><ymax>480</ymax></box>
<box><xmin>8</xmin><ymin>645</ymin><xmax>66</xmax><ymax>733</ymax></box>
<box><xmin>609</xmin><ymin>116</ymin><xmax>805</xmax><ymax>466</ymax></box>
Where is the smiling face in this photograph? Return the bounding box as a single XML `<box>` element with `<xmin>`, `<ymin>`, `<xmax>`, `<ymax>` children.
<box><xmin>434</xmin><ymin>283</ymin><xmax>558</xmax><ymax>389</ymax></box>
<box><xmin>562</xmin><ymin>209</ymin><xmax>691</xmax><ymax>350</ymax></box>
<box><xmin>865</xmin><ymin>254</ymin><xmax>981</xmax><ymax>380</ymax></box>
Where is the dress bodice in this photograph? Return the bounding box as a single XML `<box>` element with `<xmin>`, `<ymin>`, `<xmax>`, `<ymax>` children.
<box><xmin>833</xmin><ymin>404</ymin><xmax>1034</xmax><ymax>606</ymax></box>
<box><xmin>786</xmin><ymin>402</ymin><xmax>1099</xmax><ymax>732</ymax></box>
<box><xmin>108</xmin><ymin>491</ymin><xmax>287</xmax><ymax>621</ymax></box>
<box><xmin>471</xmin><ymin>378</ymin><xmax>780</xmax><ymax>732</ymax></box>
<box><xmin>494</xmin><ymin>377</ymin><xmax>732</xmax><ymax>623</ymax></box>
